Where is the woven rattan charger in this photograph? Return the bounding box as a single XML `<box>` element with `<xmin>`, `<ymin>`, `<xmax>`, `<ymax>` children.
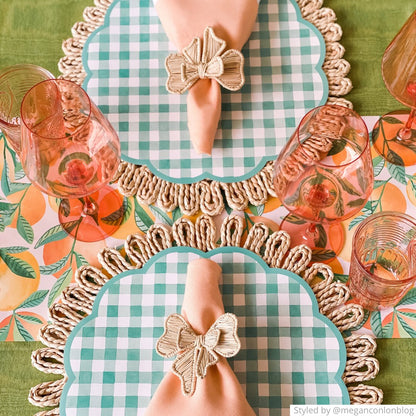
<box><xmin>29</xmin><ymin>0</ymin><xmax>383</xmax><ymax>415</ymax></box>
<box><xmin>29</xmin><ymin>216</ymin><xmax>383</xmax><ymax>416</ymax></box>
<box><xmin>59</xmin><ymin>0</ymin><xmax>353</xmax><ymax>216</ymax></box>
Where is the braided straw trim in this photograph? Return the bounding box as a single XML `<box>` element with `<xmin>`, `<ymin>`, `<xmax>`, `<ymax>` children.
<box><xmin>34</xmin><ymin>409</ymin><xmax>60</xmax><ymax>416</ymax></box>
<box><xmin>28</xmin><ymin>377</ymin><xmax>67</xmax><ymax>408</ymax></box>
<box><xmin>58</xmin><ymin>0</ymin><xmax>353</xmax><ymax>216</ymax></box>
<box><xmin>29</xmin><ymin>215</ymin><xmax>382</xmax><ymax>414</ymax></box>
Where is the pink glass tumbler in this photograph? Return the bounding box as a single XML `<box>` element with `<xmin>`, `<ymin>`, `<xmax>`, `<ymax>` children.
<box><xmin>349</xmin><ymin>211</ymin><xmax>416</xmax><ymax>311</ymax></box>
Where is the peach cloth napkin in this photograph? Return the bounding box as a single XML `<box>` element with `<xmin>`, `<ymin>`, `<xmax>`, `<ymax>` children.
<box><xmin>145</xmin><ymin>258</ymin><xmax>256</xmax><ymax>416</ymax></box>
<box><xmin>155</xmin><ymin>0</ymin><xmax>259</xmax><ymax>154</ymax></box>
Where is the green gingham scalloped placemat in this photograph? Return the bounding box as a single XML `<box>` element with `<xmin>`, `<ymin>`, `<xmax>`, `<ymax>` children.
<box><xmin>60</xmin><ymin>247</ymin><xmax>348</xmax><ymax>416</ymax></box>
<box><xmin>81</xmin><ymin>0</ymin><xmax>327</xmax><ymax>183</ymax></box>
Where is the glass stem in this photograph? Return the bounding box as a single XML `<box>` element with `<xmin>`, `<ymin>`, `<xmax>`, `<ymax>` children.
<box><xmin>82</xmin><ymin>196</ymin><xmax>98</xmax><ymax>217</ymax></box>
<box><xmin>305</xmin><ymin>223</ymin><xmax>318</xmax><ymax>239</ymax></box>
<box><xmin>398</xmin><ymin>108</ymin><xmax>416</xmax><ymax>141</ymax></box>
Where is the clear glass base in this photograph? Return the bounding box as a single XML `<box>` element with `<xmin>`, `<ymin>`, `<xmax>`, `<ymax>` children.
<box><xmin>372</xmin><ymin>110</ymin><xmax>416</xmax><ymax>166</ymax></box>
<box><xmin>280</xmin><ymin>214</ymin><xmax>345</xmax><ymax>261</ymax></box>
<box><xmin>58</xmin><ymin>185</ymin><xmax>124</xmax><ymax>242</ymax></box>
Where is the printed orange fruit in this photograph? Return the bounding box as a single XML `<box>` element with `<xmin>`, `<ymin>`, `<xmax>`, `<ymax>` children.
<box><xmin>406</xmin><ymin>174</ymin><xmax>416</xmax><ymax>207</ymax></box>
<box><xmin>7</xmin><ymin>184</ymin><xmax>46</xmax><ymax>228</ymax></box>
<box><xmin>337</xmin><ymin>217</ymin><xmax>355</xmax><ymax>263</ymax></box>
<box><xmin>327</xmin><ymin>257</ymin><xmax>344</xmax><ymax>276</ymax></box>
<box><xmin>372</xmin><ymin>181</ymin><xmax>407</xmax><ymax>213</ymax></box>
<box><xmin>110</xmin><ymin>197</ymin><xmax>142</xmax><ymax>240</ymax></box>
<box><xmin>43</xmin><ymin>236</ymin><xmax>107</xmax><ymax>280</ymax></box>
<box><xmin>260</xmin><ymin>196</ymin><xmax>282</xmax><ymax>214</ymax></box>
<box><xmin>0</xmin><ymin>312</ymin><xmax>46</xmax><ymax>341</ymax></box>
<box><xmin>0</xmin><ymin>251</ymin><xmax>40</xmax><ymax>311</ymax></box>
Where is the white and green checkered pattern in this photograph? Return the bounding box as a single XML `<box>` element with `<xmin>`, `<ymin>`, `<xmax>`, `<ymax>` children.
<box><xmin>82</xmin><ymin>0</ymin><xmax>327</xmax><ymax>183</ymax></box>
<box><xmin>61</xmin><ymin>247</ymin><xmax>348</xmax><ymax>416</ymax></box>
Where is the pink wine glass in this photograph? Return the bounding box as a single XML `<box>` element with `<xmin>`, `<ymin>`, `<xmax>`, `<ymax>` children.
<box><xmin>372</xmin><ymin>10</ymin><xmax>416</xmax><ymax>166</ymax></box>
<box><xmin>20</xmin><ymin>79</ymin><xmax>123</xmax><ymax>242</ymax></box>
<box><xmin>273</xmin><ymin>105</ymin><xmax>374</xmax><ymax>257</ymax></box>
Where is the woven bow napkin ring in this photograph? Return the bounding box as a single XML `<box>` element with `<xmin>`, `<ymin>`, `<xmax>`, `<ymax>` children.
<box><xmin>165</xmin><ymin>26</ymin><xmax>245</xmax><ymax>94</ymax></box>
<box><xmin>156</xmin><ymin>312</ymin><xmax>241</xmax><ymax>396</ymax></box>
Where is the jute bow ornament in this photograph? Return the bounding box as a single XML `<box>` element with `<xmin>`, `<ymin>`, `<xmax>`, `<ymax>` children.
<box><xmin>156</xmin><ymin>312</ymin><xmax>241</xmax><ymax>396</ymax></box>
<box><xmin>165</xmin><ymin>26</ymin><xmax>245</xmax><ymax>94</ymax></box>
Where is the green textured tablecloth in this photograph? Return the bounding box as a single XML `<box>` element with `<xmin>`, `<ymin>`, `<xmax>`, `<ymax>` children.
<box><xmin>0</xmin><ymin>0</ymin><xmax>416</xmax><ymax>415</ymax></box>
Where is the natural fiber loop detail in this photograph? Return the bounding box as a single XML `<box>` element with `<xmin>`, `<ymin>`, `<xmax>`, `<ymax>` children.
<box><xmin>195</xmin><ymin>215</ymin><xmax>217</xmax><ymax>252</ymax></box>
<box><xmin>31</xmin><ymin>348</ymin><xmax>65</xmax><ymax>375</ymax></box>
<box><xmin>125</xmin><ymin>233</ymin><xmax>153</xmax><ymax>268</ymax></box>
<box><xmin>281</xmin><ymin>245</ymin><xmax>312</xmax><ymax>274</ymax></box>
<box><xmin>49</xmin><ymin>302</ymin><xmax>85</xmax><ymax>330</ymax></box>
<box><xmin>179</xmin><ymin>183</ymin><xmax>200</xmax><ymax>216</ymax></box>
<box><xmin>172</xmin><ymin>218</ymin><xmax>197</xmax><ymax>248</ymax></box>
<box><xmin>220</xmin><ymin>215</ymin><xmax>244</xmax><ymax>247</ymax></box>
<box><xmin>95</xmin><ymin>0</ymin><xmax>112</xmax><ymax>9</ymax></box>
<box><xmin>116</xmin><ymin>162</ymin><xmax>141</xmax><ymax>196</ymax></box>
<box><xmin>38</xmin><ymin>324</ymin><xmax>70</xmax><ymax>350</ymax></box>
<box><xmin>165</xmin><ymin>27</ymin><xmax>244</xmax><ymax>94</ymax></box>
<box><xmin>156</xmin><ymin>313</ymin><xmax>240</xmax><ymax>396</ymax></box>
<box><xmin>326</xmin><ymin>96</ymin><xmax>353</xmax><ymax>109</ymax></box>
<box><xmin>243</xmin><ymin>174</ymin><xmax>269</xmax><ymax>206</ymax></box>
<box><xmin>220</xmin><ymin>182</ymin><xmax>249</xmax><ymax>211</ymax></box>
<box><xmin>326</xmin><ymin>304</ymin><xmax>365</xmax><ymax>333</ymax></box>
<box><xmin>34</xmin><ymin>408</ymin><xmax>60</xmax><ymax>416</ymax></box>
<box><xmin>83</xmin><ymin>5</ymin><xmax>106</xmax><ymax>24</ymax></box>
<box><xmin>263</xmin><ymin>230</ymin><xmax>291</xmax><ymax>268</ymax></box>
<box><xmin>75</xmin><ymin>265</ymin><xmax>109</xmax><ymax>295</ymax></box>
<box><xmin>198</xmin><ymin>180</ymin><xmax>224</xmax><ymax>216</ymax></box>
<box><xmin>28</xmin><ymin>377</ymin><xmax>67</xmax><ymax>408</ymax></box>
<box><xmin>258</xmin><ymin>161</ymin><xmax>277</xmax><ymax>198</ymax></box>
<box><xmin>348</xmin><ymin>384</ymin><xmax>384</xmax><ymax>405</ymax></box>
<box><xmin>343</xmin><ymin>356</ymin><xmax>380</xmax><ymax>384</ymax></box>
<box><xmin>325</xmin><ymin>42</ymin><xmax>345</xmax><ymax>61</ymax></box>
<box><xmin>61</xmin><ymin>285</ymin><xmax>94</xmax><ymax>315</ymax></box>
<box><xmin>98</xmin><ymin>248</ymin><xmax>132</xmax><ymax>276</ymax></box>
<box><xmin>315</xmin><ymin>282</ymin><xmax>350</xmax><ymax>315</ymax></box>
<box><xmin>147</xmin><ymin>223</ymin><xmax>173</xmax><ymax>253</ymax></box>
<box><xmin>135</xmin><ymin>166</ymin><xmax>161</xmax><ymax>205</ymax></box>
<box><xmin>157</xmin><ymin>181</ymin><xmax>179</xmax><ymax>212</ymax></box>
<box><xmin>243</xmin><ymin>223</ymin><xmax>270</xmax><ymax>255</ymax></box>
<box><xmin>303</xmin><ymin>262</ymin><xmax>334</xmax><ymax>292</ymax></box>
<box><xmin>344</xmin><ymin>334</ymin><xmax>377</xmax><ymax>358</ymax></box>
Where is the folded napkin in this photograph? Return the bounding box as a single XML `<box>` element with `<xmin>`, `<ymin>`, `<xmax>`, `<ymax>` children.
<box><xmin>145</xmin><ymin>257</ymin><xmax>256</xmax><ymax>416</ymax></box>
<box><xmin>155</xmin><ymin>0</ymin><xmax>259</xmax><ymax>154</ymax></box>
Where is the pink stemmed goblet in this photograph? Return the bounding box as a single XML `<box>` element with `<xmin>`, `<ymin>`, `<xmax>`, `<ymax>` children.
<box><xmin>20</xmin><ymin>79</ymin><xmax>123</xmax><ymax>242</ymax></box>
<box><xmin>273</xmin><ymin>105</ymin><xmax>374</xmax><ymax>257</ymax></box>
<box><xmin>372</xmin><ymin>10</ymin><xmax>416</xmax><ymax>166</ymax></box>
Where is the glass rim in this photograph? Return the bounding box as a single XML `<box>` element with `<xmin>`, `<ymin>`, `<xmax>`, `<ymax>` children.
<box><xmin>20</xmin><ymin>78</ymin><xmax>92</xmax><ymax>141</ymax></box>
<box><xmin>381</xmin><ymin>11</ymin><xmax>416</xmax><ymax>109</ymax></box>
<box><xmin>295</xmin><ymin>104</ymin><xmax>370</xmax><ymax>169</ymax></box>
<box><xmin>352</xmin><ymin>210</ymin><xmax>416</xmax><ymax>286</ymax></box>
<box><xmin>0</xmin><ymin>63</ymin><xmax>54</xmax><ymax>78</ymax></box>
<box><xmin>0</xmin><ymin>64</ymin><xmax>54</xmax><ymax>128</ymax></box>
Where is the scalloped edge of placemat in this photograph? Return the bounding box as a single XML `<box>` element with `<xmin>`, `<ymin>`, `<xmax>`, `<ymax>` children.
<box><xmin>57</xmin><ymin>0</ymin><xmax>353</xmax><ymax>216</ymax></box>
<box><xmin>28</xmin><ymin>215</ymin><xmax>382</xmax><ymax>415</ymax></box>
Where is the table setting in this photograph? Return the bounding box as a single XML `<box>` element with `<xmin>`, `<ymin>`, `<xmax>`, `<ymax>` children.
<box><xmin>1</xmin><ymin>0</ymin><xmax>416</xmax><ymax>415</ymax></box>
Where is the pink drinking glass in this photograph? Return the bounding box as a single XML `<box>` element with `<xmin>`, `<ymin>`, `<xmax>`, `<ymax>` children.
<box><xmin>349</xmin><ymin>211</ymin><xmax>416</xmax><ymax>311</ymax></box>
<box><xmin>372</xmin><ymin>10</ymin><xmax>416</xmax><ymax>166</ymax></box>
<box><xmin>20</xmin><ymin>79</ymin><xmax>123</xmax><ymax>242</ymax></box>
<box><xmin>273</xmin><ymin>105</ymin><xmax>374</xmax><ymax>257</ymax></box>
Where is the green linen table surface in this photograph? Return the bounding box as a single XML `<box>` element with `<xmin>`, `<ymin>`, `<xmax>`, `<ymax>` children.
<box><xmin>0</xmin><ymin>0</ymin><xmax>416</xmax><ymax>415</ymax></box>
